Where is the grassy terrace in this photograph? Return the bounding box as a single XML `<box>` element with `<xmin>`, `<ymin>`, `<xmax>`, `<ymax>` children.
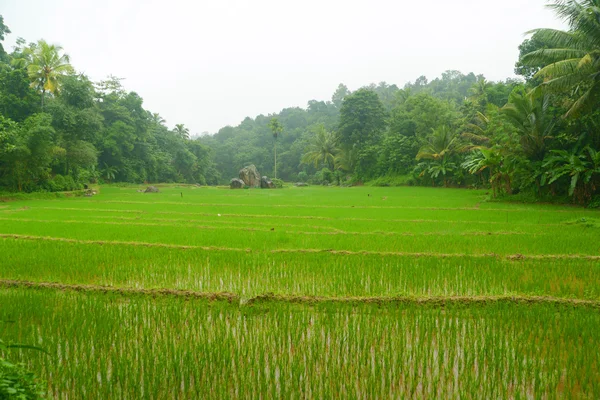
<box><xmin>1</xmin><ymin>185</ymin><xmax>599</xmax><ymax>398</ymax></box>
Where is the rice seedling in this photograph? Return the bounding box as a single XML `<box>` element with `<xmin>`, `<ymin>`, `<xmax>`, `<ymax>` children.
<box><xmin>0</xmin><ymin>185</ymin><xmax>598</xmax><ymax>397</ymax></box>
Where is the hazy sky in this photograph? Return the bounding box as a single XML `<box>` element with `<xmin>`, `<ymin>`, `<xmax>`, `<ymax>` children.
<box><xmin>2</xmin><ymin>0</ymin><xmax>566</xmax><ymax>134</ymax></box>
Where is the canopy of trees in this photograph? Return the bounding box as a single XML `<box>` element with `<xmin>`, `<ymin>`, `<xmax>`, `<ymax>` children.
<box><xmin>0</xmin><ymin>19</ymin><xmax>218</xmax><ymax>192</ymax></box>
<box><xmin>2</xmin><ymin>1</ymin><xmax>600</xmax><ymax>205</ymax></box>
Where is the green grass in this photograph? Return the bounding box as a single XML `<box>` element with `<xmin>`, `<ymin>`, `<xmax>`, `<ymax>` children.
<box><xmin>0</xmin><ymin>185</ymin><xmax>599</xmax><ymax>397</ymax></box>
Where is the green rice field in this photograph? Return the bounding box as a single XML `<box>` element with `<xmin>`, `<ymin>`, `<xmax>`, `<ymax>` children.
<box><xmin>1</xmin><ymin>185</ymin><xmax>599</xmax><ymax>398</ymax></box>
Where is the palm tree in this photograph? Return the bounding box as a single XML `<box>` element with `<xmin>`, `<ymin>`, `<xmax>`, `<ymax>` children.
<box><xmin>500</xmin><ymin>90</ymin><xmax>555</xmax><ymax>161</ymax></box>
<box><xmin>268</xmin><ymin>117</ymin><xmax>283</xmax><ymax>179</ymax></box>
<box><xmin>334</xmin><ymin>146</ymin><xmax>358</xmax><ymax>173</ymax></box>
<box><xmin>468</xmin><ymin>78</ymin><xmax>491</xmax><ymax>107</ymax></box>
<box><xmin>301</xmin><ymin>125</ymin><xmax>339</xmax><ymax>169</ymax></box>
<box><xmin>174</xmin><ymin>124</ymin><xmax>190</xmax><ymax>140</ymax></box>
<box><xmin>461</xmin><ymin>111</ymin><xmax>492</xmax><ymax>147</ymax></box>
<box><xmin>150</xmin><ymin>113</ymin><xmax>166</xmax><ymax>126</ymax></box>
<box><xmin>462</xmin><ymin>148</ymin><xmax>506</xmax><ymax>197</ymax></box>
<box><xmin>416</xmin><ymin>126</ymin><xmax>462</xmax><ymax>187</ymax></box>
<box><xmin>416</xmin><ymin>125</ymin><xmax>461</xmax><ymax>162</ymax></box>
<box><xmin>521</xmin><ymin>0</ymin><xmax>600</xmax><ymax>117</ymax></box>
<box><xmin>14</xmin><ymin>40</ymin><xmax>74</xmax><ymax>109</ymax></box>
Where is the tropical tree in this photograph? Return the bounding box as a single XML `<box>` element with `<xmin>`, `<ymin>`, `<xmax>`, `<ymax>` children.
<box><xmin>0</xmin><ymin>15</ymin><xmax>10</xmax><ymax>57</ymax></box>
<box><xmin>334</xmin><ymin>146</ymin><xmax>358</xmax><ymax>173</ymax></box>
<box><xmin>416</xmin><ymin>126</ymin><xmax>463</xmax><ymax>187</ymax></box>
<box><xmin>500</xmin><ymin>90</ymin><xmax>555</xmax><ymax>161</ymax></box>
<box><xmin>462</xmin><ymin>148</ymin><xmax>508</xmax><ymax>197</ymax></box>
<box><xmin>174</xmin><ymin>124</ymin><xmax>190</xmax><ymax>140</ymax></box>
<box><xmin>416</xmin><ymin>125</ymin><xmax>461</xmax><ymax>162</ymax></box>
<box><xmin>338</xmin><ymin>89</ymin><xmax>387</xmax><ymax>149</ymax></box>
<box><xmin>101</xmin><ymin>162</ymin><xmax>118</xmax><ymax>183</ymax></box>
<box><xmin>14</xmin><ymin>40</ymin><xmax>74</xmax><ymax>109</ymax></box>
<box><xmin>521</xmin><ymin>0</ymin><xmax>600</xmax><ymax>117</ymax></box>
<box><xmin>301</xmin><ymin>125</ymin><xmax>338</xmax><ymax>169</ymax></box>
<box><xmin>150</xmin><ymin>112</ymin><xmax>166</xmax><ymax>126</ymax></box>
<box><xmin>268</xmin><ymin>117</ymin><xmax>283</xmax><ymax>179</ymax></box>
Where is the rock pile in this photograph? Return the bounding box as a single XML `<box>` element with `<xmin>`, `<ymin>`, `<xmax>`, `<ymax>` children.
<box><xmin>230</xmin><ymin>165</ymin><xmax>277</xmax><ymax>189</ymax></box>
<box><xmin>239</xmin><ymin>165</ymin><xmax>261</xmax><ymax>188</ymax></box>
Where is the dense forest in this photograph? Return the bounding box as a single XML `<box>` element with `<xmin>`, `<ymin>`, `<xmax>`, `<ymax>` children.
<box><xmin>0</xmin><ymin>16</ymin><xmax>219</xmax><ymax>192</ymax></box>
<box><xmin>2</xmin><ymin>0</ymin><xmax>600</xmax><ymax>205</ymax></box>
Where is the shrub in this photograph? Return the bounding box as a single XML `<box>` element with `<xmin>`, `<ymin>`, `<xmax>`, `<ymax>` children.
<box><xmin>0</xmin><ymin>357</ymin><xmax>46</xmax><ymax>399</ymax></box>
<box><xmin>297</xmin><ymin>172</ymin><xmax>308</xmax><ymax>183</ymax></box>
<box><xmin>271</xmin><ymin>178</ymin><xmax>284</xmax><ymax>188</ymax></box>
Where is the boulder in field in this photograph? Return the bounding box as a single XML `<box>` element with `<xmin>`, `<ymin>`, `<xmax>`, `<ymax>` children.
<box><xmin>239</xmin><ymin>165</ymin><xmax>261</xmax><ymax>188</ymax></box>
<box><xmin>295</xmin><ymin>182</ymin><xmax>309</xmax><ymax>187</ymax></box>
<box><xmin>230</xmin><ymin>178</ymin><xmax>245</xmax><ymax>189</ymax></box>
<box><xmin>261</xmin><ymin>176</ymin><xmax>275</xmax><ymax>189</ymax></box>
<box><xmin>144</xmin><ymin>186</ymin><xmax>160</xmax><ymax>193</ymax></box>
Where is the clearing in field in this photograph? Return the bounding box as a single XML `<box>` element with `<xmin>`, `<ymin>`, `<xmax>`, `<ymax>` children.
<box><xmin>1</xmin><ymin>185</ymin><xmax>599</xmax><ymax>398</ymax></box>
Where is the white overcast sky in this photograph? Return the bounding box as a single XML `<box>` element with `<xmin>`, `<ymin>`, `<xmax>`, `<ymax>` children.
<box><xmin>2</xmin><ymin>0</ymin><xmax>566</xmax><ymax>134</ymax></box>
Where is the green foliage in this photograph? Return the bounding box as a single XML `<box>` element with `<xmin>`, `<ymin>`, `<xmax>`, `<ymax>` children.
<box><xmin>0</xmin><ymin>339</ymin><xmax>46</xmax><ymax>400</ymax></box>
<box><xmin>271</xmin><ymin>178</ymin><xmax>284</xmax><ymax>188</ymax></box>
<box><xmin>300</xmin><ymin>125</ymin><xmax>338</xmax><ymax>169</ymax></box>
<box><xmin>0</xmin><ymin>357</ymin><xmax>45</xmax><ymax>399</ymax></box>
<box><xmin>521</xmin><ymin>0</ymin><xmax>600</xmax><ymax>117</ymax></box>
<box><xmin>1</xmin><ymin>8</ymin><xmax>600</xmax><ymax>203</ymax></box>
<box><xmin>297</xmin><ymin>171</ymin><xmax>308</xmax><ymax>182</ymax></box>
<box><xmin>12</xmin><ymin>40</ymin><xmax>74</xmax><ymax>109</ymax></box>
<box><xmin>0</xmin><ymin>22</ymin><xmax>216</xmax><ymax>192</ymax></box>
<box><xmin>338</xmin><ymin>88</ymin><xmax>387</xmax><ymax>149</ymax></box>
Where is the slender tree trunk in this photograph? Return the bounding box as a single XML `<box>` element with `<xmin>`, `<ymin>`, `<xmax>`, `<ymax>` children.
<box><xmin>274</xmin><ymin>140</ymin><xmax>277</xmax><ymax>179</ymax></box>
<box><xmin>41</xmin><ymin>89</ymin><xmax>45</xmax><ymax>110</ymax></box>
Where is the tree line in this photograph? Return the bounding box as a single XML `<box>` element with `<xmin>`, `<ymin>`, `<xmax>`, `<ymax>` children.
<box><xmin>201</xmin><ymin>1</ymin><xmax>600</xmax><ymax>205</ymax></box>
<box><xmin>2</xmin><ymin>1</ymin><xmax>600</xmax><ymax>205</ymax></box>
<box><xmin>0</xmin><ymin>16</ymin><xmax>218</xmax><ymax>193</ymax></box>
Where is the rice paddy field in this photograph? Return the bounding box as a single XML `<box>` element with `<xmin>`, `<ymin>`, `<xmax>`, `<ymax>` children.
<box><xmin>1</xmin><ymin>185</ymin><xmax>599</xmax><ymax>398</ymax></box>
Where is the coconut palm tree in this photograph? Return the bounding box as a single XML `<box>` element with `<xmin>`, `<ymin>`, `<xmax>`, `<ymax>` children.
<box><xmin>150</xmin><ymin>113</ymin><xmax>166</xmax><ymax>126</ymax></box>
<box><xmin>416</xmin><ymin>126</ymin><xmax>463</xmax><ymax>187</ymax></box>
<box><xmin>521</xmin><ymin>0</ymin><xmax>600</xmax><ymax>117</ymax></box>
<box><xmin>268</xmin><ymin>117</ymin><xmax>283</xmax><ymax>179</ymax></box>
<box><xmin>416</xmin><ymin>125</ymin><xmax>461</xmax><ymax>162</ymax></box>
<box><xmin>14</xmin><ymin>40</ymin><xmax>74</xmax><ymax>109</ymax></box>
<box><xmin>174</xmin><ymin>124</ymin><xmax>190</xmax><ymax>140</ymax></box>
<box><xmin>301</xmin><ymin>125</ymin><xmax>339</xmax><ymax>169</ymax></box>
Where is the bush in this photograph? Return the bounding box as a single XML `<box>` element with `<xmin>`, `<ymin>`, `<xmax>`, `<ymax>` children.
<box><xmin>41</xmin><ymin>175</ymin><xmax>84</xmax><ymax>192</ymax></box>
<box><xmin>271</xmin><ymin>178</ymin><xmax>284</xmax><ymax>189</ymax></box>
<box><xmin>297</xmin><ymin>172</ymin><xmax>308</xmax><ymax>183</ymax></box>
<box><xmin>51</xmin><ymin>174</ymin><xmax>66</xmax><ymax>191</ymax></box>
<box><xmin>0</xmin><ymin>357</ymin><xmax>45</xmax><ymax>399</ymax></box>
<box><xmin>312</xmin><ymin>168</ymin><xmax>333</xmax><ymax>185</ymax></box>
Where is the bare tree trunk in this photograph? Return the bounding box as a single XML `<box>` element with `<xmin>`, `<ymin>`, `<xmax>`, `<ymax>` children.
<box><xmin>274</xmin><ymin>140</ymin><xmax>277</xmax><ymax>179</ymax></box>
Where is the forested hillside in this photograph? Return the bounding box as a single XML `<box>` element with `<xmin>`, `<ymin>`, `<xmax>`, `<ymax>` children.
<box><xmin>2</xmin><ymin>0</ymin><xmax>600</xmax><ymax>205</ymax></box>
<box><xmin>201</xmin><ymin>74</ymin><xmax>518</xmax><ymax>185</ymax></box>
